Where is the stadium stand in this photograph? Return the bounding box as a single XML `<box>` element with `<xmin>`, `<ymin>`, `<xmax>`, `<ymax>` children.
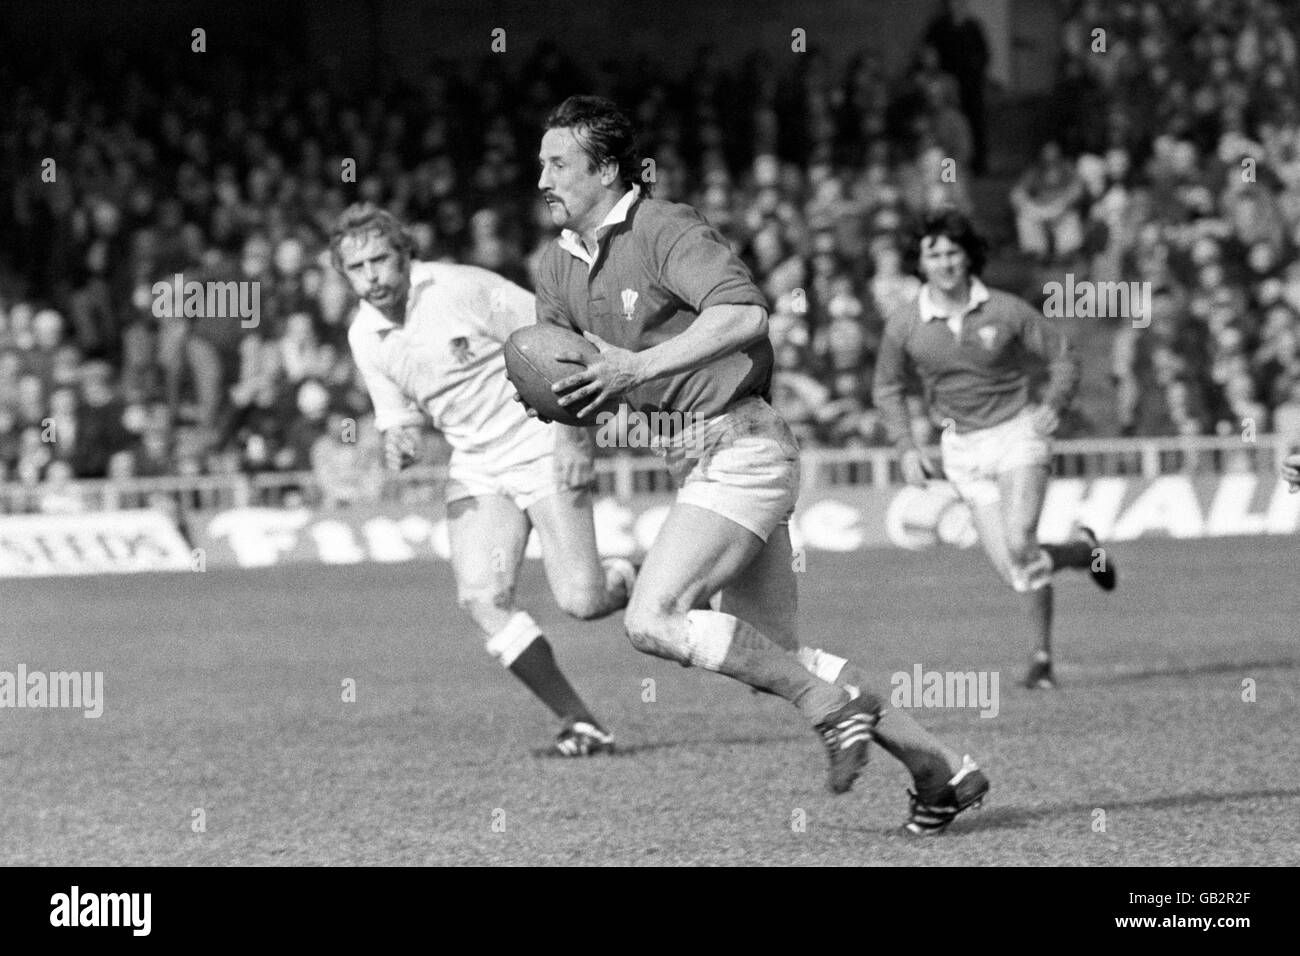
<box><xmin>2</xmin><ymin>0</ymin><xmax>1299</xmax><ymax>514</ymax></box>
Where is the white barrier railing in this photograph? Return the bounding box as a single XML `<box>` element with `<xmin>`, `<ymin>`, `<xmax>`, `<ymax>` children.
<box><xmin>1</xmin><ymin>433</ymin><xmax>1295</xmax><ymax>516</ymax></box>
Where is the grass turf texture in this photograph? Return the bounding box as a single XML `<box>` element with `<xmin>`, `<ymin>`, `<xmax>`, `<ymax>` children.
<box><xmin>3</xmin><ymin>535</ymin><xmax>1297</xmax><ymax>865</ymax></box>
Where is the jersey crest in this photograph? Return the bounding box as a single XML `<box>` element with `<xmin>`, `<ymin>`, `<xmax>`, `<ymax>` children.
<box><xmin>449</xmin><ymin>336</ymin><xmax>473</xmax><ymax>365</ymax></box>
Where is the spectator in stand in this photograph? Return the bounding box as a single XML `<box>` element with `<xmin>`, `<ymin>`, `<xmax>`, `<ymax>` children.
<box><xmin>14</xmin><ymin>374</ymin><xmax>46</xmax><ymax>431</ymax></box>
<box><xmin>868</xmin><ymin>235</ymin><xmax>921</xmax><ymax>318</ymax></box>
<box><xmin>0</xmin><ymin>406</ymin><xmax>20</xmax><ymax>475</ymax></box>
<box><xmin>312</xmin><ymin>411</ymin><xmax>385</xmax><ymax>507</ymax></box>
<box><xmin>280</xmin><ymin>379</ymin><xmax>333</xmax><ymax>473</ymax></box>
<box><xmin>1011</xmin><ymin>142</ymin><xmax>1086</xmax><ymax>264</ymax></box>
<box><xmin>27</xmin><ymin>309</ymin><xmax>65</xmax><ymax>383</ymax></box>
<box><xmin>923</xmin><ymin>0</ymin><xmax>991</xmax><ymax>173</ymax></box>
<box><xmin>0</xmin><ymin>350</ymin><xmax>22</xmax><ymax>410</ymax></box>
<box><xmin>38</xmin><ymin>460</ymin><xmax>85</xmax><ymax>515</ymax></box>
<box><xmin>926</xmin><ymin>78</ymin><xmax>975</xmax><ymax>175</ymax></box>
<box><xmin>21</xmin><ymin>18</ymin><xmax>1300</xmax><ymax>469</ymax></box>
<box><xmin>47</xmin><ymin>388</ymin><xmax>79</xmax><ymax>468</ymax></box>
<box><xmin>72</xmin><ymin>361</ymin><xmax>133</xmax><ymax>478</ymax></box>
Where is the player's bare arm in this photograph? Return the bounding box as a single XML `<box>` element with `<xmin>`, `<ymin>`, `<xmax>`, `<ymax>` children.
<box><xmin>1018</xmin><ymin>302</ymin><xmax>1080</xmax><ymax>437</ymax></box>
<box><xmin>551</xmin><ymin>304</ymin><xmax>767</xmax><ymax>419</ymax></box>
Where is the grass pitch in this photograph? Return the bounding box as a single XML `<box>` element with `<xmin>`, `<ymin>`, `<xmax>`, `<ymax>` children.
<box><xmin>3</xmin><ymin>535</ymin><xmax>1298</xmax><ymax>865</ymax></box>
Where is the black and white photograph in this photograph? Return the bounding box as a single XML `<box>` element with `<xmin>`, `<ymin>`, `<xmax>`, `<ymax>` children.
<box><xmin>0</xmin><ymin>0</ymin><xmax>1295</xmax><ymax>898</ymax></box>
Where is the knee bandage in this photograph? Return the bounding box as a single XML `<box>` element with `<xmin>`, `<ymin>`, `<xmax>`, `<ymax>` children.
<box><xmin>683</xmin><ymin>610</ymin><xmax>736</xmax><ymax>671</ymax></box>
<box><xmin>485</xmin><ymin>611</ymin><xmax>541</xmax><ymax>667</ymax></box>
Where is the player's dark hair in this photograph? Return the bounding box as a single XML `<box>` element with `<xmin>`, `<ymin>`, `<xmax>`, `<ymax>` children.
<box><xmin>544</xmin><ymin>95</ymin><xmax>652</xmax><ymax>197</ymax></box>
<box><xmin>328</xmin><ymin>203</ymin><xmax>416</xmax><ymax>271</ymax></box>
<box><xmin>904</xmin><ymin>208</ymin><xmax>988</xmax><ymax>279</ymax></box>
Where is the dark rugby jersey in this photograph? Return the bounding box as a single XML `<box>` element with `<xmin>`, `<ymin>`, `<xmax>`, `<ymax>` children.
<box><xmin>872</xmin><ymin>280</ymin><xmax>1080</xmax><ymax>449</ymax></box>
<box><xmin>534</xmin><ymin>191</ymin><xmax>771</xmax><ymax>419</ymax></box>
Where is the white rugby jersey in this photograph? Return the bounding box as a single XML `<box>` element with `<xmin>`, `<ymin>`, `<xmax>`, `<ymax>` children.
<box><xmin>347</xmin><ymin>261</ymin><xmax>552</xmax><ymax>463</ymax></box>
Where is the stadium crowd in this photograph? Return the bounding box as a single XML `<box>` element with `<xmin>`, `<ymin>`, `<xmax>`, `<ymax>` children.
<box><xmin>1054</xmin><ymin>0</ymin><xmax>1300</xmax><ymax>441</ymax></box>
<box><xmin>2</xmin><ymin>1</ymin><xmax>1299</xmax><ymax>510</ymax></box>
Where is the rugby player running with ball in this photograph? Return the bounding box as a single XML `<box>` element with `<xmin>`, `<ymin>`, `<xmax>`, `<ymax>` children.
<box><xmin>524</xmin><ymin>96</ymin><xmax>988</xmax><ymax>834</ymax></box>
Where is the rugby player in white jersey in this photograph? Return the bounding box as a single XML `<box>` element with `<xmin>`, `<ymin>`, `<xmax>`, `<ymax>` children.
<box><xmin>334</xmin><ymin>203</ymin><xmax>635</xmax><ymax>756</ymax></box>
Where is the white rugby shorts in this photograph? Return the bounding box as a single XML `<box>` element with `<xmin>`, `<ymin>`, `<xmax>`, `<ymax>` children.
<box><xmin>940</xmin><ymin>405</ymin><xmax>1051</xmax><ymax>507</ymax></box>
<box><xmin>656</xmin><ymin>396</ymin><xmax>800</xmax><ymax>541</ymax></box>
<box><xmin>445</xmin><ymin>420</ymin><xmax>562</xmax><ymax>511</ymax></box>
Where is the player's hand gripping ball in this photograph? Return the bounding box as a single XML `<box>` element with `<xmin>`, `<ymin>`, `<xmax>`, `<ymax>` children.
<box><xmin>505</xmin><ymin>325</ymin><xmax>620</xmax><ymax>426</ymax></box>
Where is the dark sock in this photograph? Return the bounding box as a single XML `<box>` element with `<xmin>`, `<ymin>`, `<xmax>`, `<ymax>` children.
<box><xmin>720</xmin><ymin>618</ymin><xmax>848</xmax><ymax>723</ymax></box>
<box><xmin>507</xmin><ymin>637</ymin><xmax>596</xmax><ymax>726</ymax></box>
<box><xmin>1042</xmin><ymin>540</ymin><xmax>1093</xmax><ymax>570</ymax></box>
<box><xmin>682</xmin><ymin>611</ymin><xmax>848</xmax><ymax>724</ymax></box>
<box><xmin>829</xmin><ymin>657</ymin><xmax>957</xmax><ymax>791</ymax></box>
<box><xmin>1026</xmin><ymin>585</ymin><xmax>1054</xmax><ymax>660</ymax></box>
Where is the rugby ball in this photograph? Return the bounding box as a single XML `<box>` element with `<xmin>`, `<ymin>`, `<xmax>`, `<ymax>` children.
<box><xmin>504</xmin><ymin>324</ymin><xmax>618</xmax><ymax>427</ymax></box>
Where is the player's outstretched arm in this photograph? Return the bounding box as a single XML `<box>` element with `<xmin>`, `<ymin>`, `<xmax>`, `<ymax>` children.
<box><xmin>1018</xmin><ymin>299</ymin><xmax>1081</xmax><ymax>420</ymax></box>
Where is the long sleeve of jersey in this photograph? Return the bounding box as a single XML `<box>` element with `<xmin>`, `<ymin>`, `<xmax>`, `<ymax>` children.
<box><xmin>347</xmin><ymin>317</ymin><xmax>424</xmax><ymax>433</ymax></box>
<box><xmin>872</xmin><ymin>320</ymin><xmax>918</xmax><ymax>451</ymax></box>
<box><xmin>1018</xmin><ymin>301</ymin><xmax>1080</xmax><ymax>414</ymax></box>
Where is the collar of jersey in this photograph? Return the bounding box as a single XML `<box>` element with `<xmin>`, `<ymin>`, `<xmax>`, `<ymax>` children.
<box><xmin>919</xmin><ymin>277</ymin><xmax>990</xmax><ymax>322</ymax></box>
<box><xmin>557</xmin><ymin>187</ymin><xmax>640</xmax><ymax>269</ymax></box>
<box><xmin>358</xmin><ymin>266</ymin><xmax>436</xmax><ymax>332</ymax></box>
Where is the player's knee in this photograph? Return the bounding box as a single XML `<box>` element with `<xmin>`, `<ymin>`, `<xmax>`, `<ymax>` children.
<box><xmin>552</xmin><ymin>580</ymin><xmax>606</xmax><ymax>621</ymax></box>
<box><xmin>623</xmin><ymin>598</ymin><xmax>679</xmax><ymax>659</ymax></box>
<box><xmin>1004</xmin><ymin>530</ymin><xmax>1038</xmax><ymax>566</ymax></box>
<box><xmin>623</xmin><ymin>603</ymin><xmax>659</xmax><ymax>654</ymax></box>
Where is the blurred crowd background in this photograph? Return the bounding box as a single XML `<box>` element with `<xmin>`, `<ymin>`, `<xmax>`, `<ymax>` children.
<box><xmin>3</xmin><ymin>0</ymin><xmax>1300</xmax><ymax>512</ymax></box>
